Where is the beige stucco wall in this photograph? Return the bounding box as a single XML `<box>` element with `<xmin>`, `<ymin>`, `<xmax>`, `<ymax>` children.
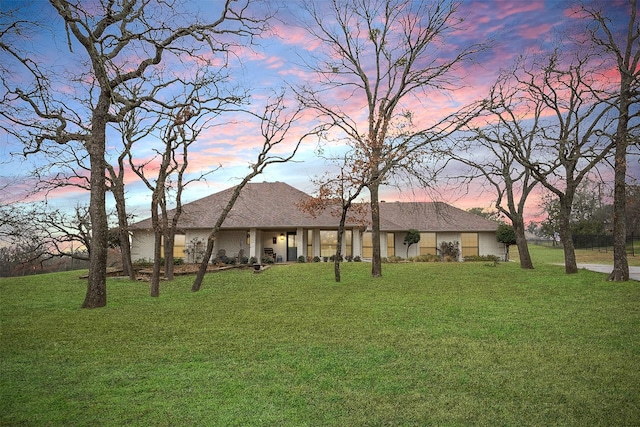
<box><xmin>131</xmin><ymin>230</ymin><xmax>154</xmax><ymax>262</ymax></box>
<box><xmin>131</xmin><ymin>227</ymin><xmax>505</xmax><ymax>263</ymax></box>
<box><xmin>389</xmin><ymin>231</ymin><xmax>503</xmax><ymax>260</ymax></box>
<box><xmin>478</xmin><ymin>232</ymin><xmax>506</xmax><ymax>260</ymax></box>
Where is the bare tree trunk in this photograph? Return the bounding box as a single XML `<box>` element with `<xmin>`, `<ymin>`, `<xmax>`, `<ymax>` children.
<box><xmin>163</xmin><ymin>228</ymin><xmax>176</xmax><ymax>281</ymax></box>
<box><xmin>111</xmin><ymin>181</ymin><xmax>135</xmax><ymax>280</ymax></box>
<box><xmin>192</xmin><ymin>182</ymin><xmax>250</xmax><ymax>292</ymax></box>
<box><xmin>369</xmin><ymin>181</ymin><xmax>382</xmax><ymax>278</ymax></box>
<box><xmin>607</xmin><ymin>66</ymin><xmax>631</xmax><ymax>281</ymax></box>
<box><xmin>513</xmin><ymin>217</ymin><xmax>534</xmax><ymax>269</ymax></box>
<box><xmin>82</xmin><ymin>97</ymin><xmax>109</xmax><ymax>309</ymax></box>
<box><xmin>192</xmin><ymin>237</ymin><xmax>215</xmax><ymax>292</ymax></box>
<box><xmin>150</xmin><ymin>190</ymin><xmax>162</xmax><ymax>297</ymax></box>
<box><xmin>151</xmin><ymin>227</ymin><xmax>162</xmax><ymax>298</ymax></box>
<box><xmin>334</xmin><ymin>211</ymin><xmax>348</xmax><ymax>283</ymax></box>
<box><xmin>609</xmin><ymin>139</ymin><xmax>629</xmax><ymax>281</ymax></box>
<box><xmin>558</xmin><ymin>203</ymin><xmax>578</xmax><ymax>274</ymax></box>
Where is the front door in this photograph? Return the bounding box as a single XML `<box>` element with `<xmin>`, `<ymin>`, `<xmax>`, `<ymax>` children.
<box><xmin>287</xmin><ymin>232</ymin><xmax>297</xmax><ymax>261</ymax></box>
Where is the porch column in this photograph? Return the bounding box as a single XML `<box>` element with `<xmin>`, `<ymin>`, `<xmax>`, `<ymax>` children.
<box><xmin>313</xmin><ymin>229</ymin><xmax>321</xmax><ymax>258</ymax></box>
<box><xmin>380</xmin><ymin>232</ymin><xmax>388</xmax><ymax>258</ymax></box>
<box><xmin>297</xmin><ymin>227</ymin><xmax>305</xmax><ymax>260</ymax></box>
<box><xmin>249</xmin><ymin>228</ymin><xmax>260</xmax><ymax>260</ymax></box>
<box><xmin>352</xmin><ymin>228</ymin><xmax>362</xmax><ymax>258</ymax></box>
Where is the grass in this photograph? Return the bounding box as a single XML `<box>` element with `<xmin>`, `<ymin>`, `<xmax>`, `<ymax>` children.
<box><xmin>512</xmin><ymin>243</ymin><xmax>640</xmax><ymax>266</ymax></box>
<box><xmin>1</xmin><ymin>248</ymin><xmax>639</xmax><ymax>426</ymax></box>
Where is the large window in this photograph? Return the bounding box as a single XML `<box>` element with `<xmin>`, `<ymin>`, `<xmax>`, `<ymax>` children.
<box><xmin>161</xmin><ymin>234</ymin><xmax>186</xmax><ymax>258</ymax></box>
<box><xmin>307</xmin><ymin>230</ymin><xmax>313</xmax><ymax>258</ymax></box>
<box><xmin>387</xmin><ymin>232</ymin><xmax>395</xmax><ymax>257</ymax></box>
<box><xmin>362</xmin><ymin>232</ymin><xmax>373</xmax><ymax>258</ymax></box>
<box><xmin>420</xmin><ymin>233</ymin><xmax>437</xmax><ymax>255</ymax></box>
<box><xmin>345</xmin><ymin>229</ymin><xmax>353</xmax><ymax>258</ymax></box>
<box><xmin>461</xmin><ymin>233</ymin><xmax>478</xmax><ymax>257</ymax></box>
<box><xmin>320</xmin><ymin>230</ymin><xmax>337</xmax><ymax>257</ymax></box>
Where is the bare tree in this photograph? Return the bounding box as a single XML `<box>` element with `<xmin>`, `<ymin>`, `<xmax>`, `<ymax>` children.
<box><xmin>498</xmin><ymin>51</ymin><xmax>616</xmax><ymax>274</ymax></box>
<box><xmin>452</xmin><ymin>71</ymin><xmax>540</xmax><ymax>269</ymax></box>
<box><xmin>191</xmin><ymin>91</ymin><xmax>310</xmax><ymax>292</ymax></box>
<box><xmin>297</xmin><ymin>162</ymin><xmax>369</xmax><ymax>282</ymax></box>
<box><xmin>0</xmin><ymin>0</ymin><xmax>269</xmax><ymax>307</ymax></box>
<box><xmin>579</xmin><ymin>0</ymin><xmax>640</xmax><ymax>281</ymax></box>
<box><xmin>128</xmin><ymin>101</ymin><xmax>217</xmax><ymax>297</ymax></box>
<box><xmin>294</xmin><ymin>0</ymin><xmax>488</xmax><ymax>277</ymax></box>
<box><xmin>0</xmin><ymin>202</ymin><xmax>116</xmax><ymax>276</ymax></box>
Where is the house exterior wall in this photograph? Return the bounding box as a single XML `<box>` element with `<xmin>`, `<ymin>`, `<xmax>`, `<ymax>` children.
<box><xmin>217</xmin><ymin>230</ymin><xmax>250</xmax><ymax>259</ymax></box>
<box><xmin>131</xmin><ymin>231</ymin><xmax>154</xmax><ymax>262</ymax></box>
<box><xmin>391</xmin><ymin>231</ymin><xmax>503</xmax><ymax>260</ymax></box>
<box><xmin>260</xmin><ymin>231</ymin><xmax>286</xmax><ymax>261</ymax></box>
<box><xmin>131</xmin><ymin>227</ymin><xmax>503</xmax><ymax>263</ymax></box>
<box><xmin>479</xmin><ymin>232</ymin><xmax>506</xmax><ymax>260</ymax></box>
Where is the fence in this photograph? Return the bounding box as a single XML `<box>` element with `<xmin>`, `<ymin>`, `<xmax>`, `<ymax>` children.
<box><xmin>530</xmin><ymin>234</ymin><xmax>638</xmax><ymax>256</ymax></box>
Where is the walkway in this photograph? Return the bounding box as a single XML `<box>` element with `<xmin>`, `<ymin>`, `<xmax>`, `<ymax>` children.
<box><xmin>576</xmin><ymin>264</ymin><xmax>640</xmax><ymax>282</ymax></box>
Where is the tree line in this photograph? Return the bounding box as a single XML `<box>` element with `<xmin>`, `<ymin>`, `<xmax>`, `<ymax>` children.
<box><xmin>0</xmin><ymin>0</ymin><xmax>637</xmax><ymax>307</ymax></box>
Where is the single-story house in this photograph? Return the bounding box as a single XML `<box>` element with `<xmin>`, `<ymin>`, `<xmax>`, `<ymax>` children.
<box><xmin>129</xmin><ymin>181</ymin><xmax>505</xmax><ymax>263</ymax></box>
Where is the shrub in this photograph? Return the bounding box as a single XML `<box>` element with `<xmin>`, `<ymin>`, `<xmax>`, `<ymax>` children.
<box><xmin>329</xmin><ymin>254</ymin><xmax>344</xmax><ymax>262</ymax></box>
<box><xmin>413</xmin><ymin>254</ymin><xmax>440</xmax><ymax>262</ymax></box>
<box><xmin>463</xmin><ymin>254</ymin><xmax>500</xmax><ymax>263</ymax></box>
<box><xmin>249</xmin><ymin>256</ymin><xmax>258</xmax><ymax>265</ymax></box>
<box><xmin>353</xmin><ymin>256</ymin><xmax>362</xmax><ymax>262</ymax></box>
<box><xmin>323</xmin><ymin>256</ymin><xmax>329</xmax><ymax>262</ymax></box>
<box><xmin>173</xmin><ymin>258</ymin><xmax>184</xmax><ymax>265</ymax></box>
<box><xmin>261</xmin><ymin>256</ymin><xmax>274</xmax><ymax>264</ymax></box>
<box><xmin>297</xmin><ymin>255</ymin><xmax>306</xmax><ymax>263</ymax></box>
<box><xmin>313</xmin><ymin>256</ymin><xmax>321</xmax><ymax>263</ymax></box>
<box><xmin>439</xmin><ymin>241</ymin><xmax>460</xmax><ymax>261</ymax></box>
<box><xmin>240</xmin><ymin>256</ymin><xmax>249</xmax><ymax>265</ymax></box>
<box><xmin>387</xmin><ymin>256</ymin><xmax>403</xmax><ymax>263</ymax></box>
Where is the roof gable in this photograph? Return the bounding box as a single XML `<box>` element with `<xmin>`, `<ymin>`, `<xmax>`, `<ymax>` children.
<box><xmin>130</xmin><ymin>181</ymin><xmax>346</xmax><ymax>230</ymax></box>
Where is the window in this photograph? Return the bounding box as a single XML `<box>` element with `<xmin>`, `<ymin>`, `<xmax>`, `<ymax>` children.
<box><xmin>461</xmin><ymin>233</ymin><xmax>478</xmax><ymax>257</ymax></box>
<box><xmin>387</xmin><ymin>232</ymin><xmax>395</xmax><ymax>257</ymax></box>
<box><xmin>307</xmin><ymin>230</ymin><xmax>313</xmax><ymax>258</ymax></box>
<box><xmin>362</xmin><ymin>232</ymin><xmax>373</xmax><ymax>258</ymax></box>
<box><xmin>320</xmin><ymin>230</ymin><xmax>337</xmax><ymax>257</ymax></box>
<box><xmin>161</xmin><ymin>234</ymin><xmax>186</xmax><ymax>258</ymax></box>
<box><xmin>345</xmin><ymin>229</ymin><xmax>352</xmax><ymax>258</ymax></box>
<box><xmin>420</xmin><ymin>233</ymin><xmax>437</xmax><ymax>255</ymax></box>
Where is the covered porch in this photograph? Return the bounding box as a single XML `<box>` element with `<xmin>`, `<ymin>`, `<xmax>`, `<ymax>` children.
<box><xmin>182</xmin><ymin>227</ymin><xmax>363</xmax><ymax>264</ymax></box>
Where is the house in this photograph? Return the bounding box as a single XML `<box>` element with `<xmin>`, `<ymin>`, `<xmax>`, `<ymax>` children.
<box><xmin>129</xmin><ymin>181</ymin><xmax>505</xmax><ymax>263</ymax></box>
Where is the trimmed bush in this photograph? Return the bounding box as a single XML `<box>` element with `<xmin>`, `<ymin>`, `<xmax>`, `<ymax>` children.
<box><xmin>464</xmin><ymin>254</ymin><xmax>500</xmax><ymax>263</ymax></box>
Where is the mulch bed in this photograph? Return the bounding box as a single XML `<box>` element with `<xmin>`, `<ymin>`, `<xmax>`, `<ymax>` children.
<box><xmin>81</xmin><ymin>263</ymin><xmax>272</xmax><ymax>280</ymax></box>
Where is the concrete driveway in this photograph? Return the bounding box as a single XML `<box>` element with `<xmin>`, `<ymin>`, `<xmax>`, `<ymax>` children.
<box><xmin>576</xmin><ymin>264</ymin><xmax>640</xmax><ymax>282</ymax></box>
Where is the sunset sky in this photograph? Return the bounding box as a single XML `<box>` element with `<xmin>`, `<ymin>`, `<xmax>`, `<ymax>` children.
<box><xmin>1</xmin><ymin>0</ymin><xmax>637</xmax><ymax>224</ymax></box>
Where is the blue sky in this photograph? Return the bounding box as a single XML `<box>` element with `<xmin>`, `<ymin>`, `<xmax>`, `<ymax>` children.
<box><xmin>0</xmin><ymin>0</ymin><xmax>637</xmax><ymax>223</ymax></box>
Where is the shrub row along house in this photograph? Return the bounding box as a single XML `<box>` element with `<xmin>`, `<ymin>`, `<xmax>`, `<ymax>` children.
<box><xmin>129</xmin><ymin>182</ymin><xmax>505</xmax><ymax>263</ymax></box>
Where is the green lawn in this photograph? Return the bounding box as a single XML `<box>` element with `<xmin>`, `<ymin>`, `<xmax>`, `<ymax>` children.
<box><xmin>1</xmin><ymin>251</ymin><xmax>639</xmax><ymax>426</ymax></box>
<box><xmin>515</xmin><ymin>243</ymin><xmax>640</xmax><ymax>266</ymax></box>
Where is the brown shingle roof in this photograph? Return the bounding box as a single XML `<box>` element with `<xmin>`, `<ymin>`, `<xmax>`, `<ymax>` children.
<box><xmin>130</xmin><ymin>182</ymin><xmax>499</xmax><ymax>233</ymax></box>
<box><xmin>130</xmin><ymin>181</ymin><xmax>349</xmax><ymax>230</ymax></box>
<box><xmin>377</xmin><ymin>201</ymin><xmax>499</xmax><ymax>232</ymax></box>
